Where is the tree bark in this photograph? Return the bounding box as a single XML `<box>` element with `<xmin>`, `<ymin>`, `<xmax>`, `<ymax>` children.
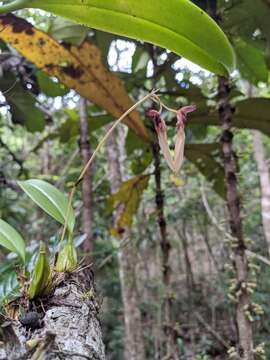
<box><xmin>79</xmin><ymin>97</ymin><xmax>93</xmax><ymax>256</ymax></box>
<box><xmin>106</xmin><ymin>127</ymin><xmax>146</xmax><ymax>360</ymax></box>
<box><xmin>0</xmin><ymin>271</ymin><xmax>105</xmax><ymax>360</ymax></box>
<box><xmin>177</xmin><ymin>221</ymin><xmax>195</xmax><ymax>291</ymax></box>
<box><xmin>152</xmin><ymin>143</ymin><xmax>178</xmax><ymax>359</ymax></box>
<box><xmin>252</xmin><ymin>130</ymin><xmax>270</xmax><ymax>257</ymax></box>
<box><xmin>218</xmin><ymin>76</ymin><xmax>254</xmax><ymax>360</ymax></box>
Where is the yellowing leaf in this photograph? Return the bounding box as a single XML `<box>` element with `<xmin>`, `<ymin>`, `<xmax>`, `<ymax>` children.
<box><xmin>0</xmin><ymin>14</ymin><xmax>150</xmax><ymax>141</ymax></box>
<box><xmin>109</xmin><ymin>175</ymin><xmax>150</xmax><ymax>236</ymax></box>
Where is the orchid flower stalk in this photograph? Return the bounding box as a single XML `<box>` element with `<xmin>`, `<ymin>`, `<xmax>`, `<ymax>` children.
<box><xmin>148</xmin><ymin>104</ymin><xmax>196</xmax><ymax>173</ymax></box>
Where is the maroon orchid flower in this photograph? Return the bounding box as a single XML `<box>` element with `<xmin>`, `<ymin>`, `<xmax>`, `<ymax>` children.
<box><xmin>148</xmin><ymin>105</ymin><xmax>196</xmax><ymax>173</ymax></box>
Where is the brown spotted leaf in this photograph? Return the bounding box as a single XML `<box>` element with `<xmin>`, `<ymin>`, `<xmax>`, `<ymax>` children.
<box><xmin>0</xmin><ymin>14</ymin><xmax>150</xmax><ymax>141</ymax></box>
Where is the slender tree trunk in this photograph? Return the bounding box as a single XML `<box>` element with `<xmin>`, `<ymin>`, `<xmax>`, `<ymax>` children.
<box><xmin>218</xmin><ymin>76</ymin><xmax>254</xmax><ymax>360</ymax></box>
<box><xmin>106</xmin><ymin>127</ymin><xmax>146</xmax><ymax>360</ymax></box>
<box><xmin>152</xmin><ymin>143</ymin><xmax>178</xmax><ymax>359</ymax></box>
<box><xmin>177</xmin><ymin>221</ymin><xmax>195</xmax><ymax>291</ymax></box>
<box><xmin>79</xmin><ymin>97</ymin><xmax>93</xmax><ymax>256</ymax></box>
<box><xmin>252</xmin><ymin>131</ymin><xmax>270</xmax><ymax>256</ymax></box>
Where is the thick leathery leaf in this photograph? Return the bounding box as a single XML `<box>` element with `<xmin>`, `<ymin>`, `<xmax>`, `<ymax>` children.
<box><xmin>0</xmin><ymin>0</ymin><xmax>235</xmax><ymax>75</ymax></box>
<box><xmin>18</xmin><ymin>179</ymin><xmax>75</xmax><ymax>233</ymax></box>
<box><xmin>0</xmin><ymin>219</ymin><xmax>25</xmax><ymax>263</ymax></box>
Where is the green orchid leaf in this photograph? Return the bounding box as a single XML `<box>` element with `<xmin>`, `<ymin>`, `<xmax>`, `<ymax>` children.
<box><xmin>18</xmin><ymin>179</ymin><xmax>75</xmax><ymax>233</ymax></box>
<box><xmin>0</xmin><ymin>219</ymin><xmax>25</xmax><ymax>263</ymax></box>
<box><xmin>0</xmin><ymin>0</ymin><xmax>235</xmax><ymax>75</ymax></box>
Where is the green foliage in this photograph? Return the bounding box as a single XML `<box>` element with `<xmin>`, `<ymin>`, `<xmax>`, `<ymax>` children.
<box><xmin>125</xmin><ymin>130</ymin><xmax>153</xmax><ymax>175</ymax></box>
<box><xmin>222</xmin><ymin>0</ymin><xmax>270</xmax><ymax>82</ymax></box>
<box><xmin>0</xmin><ymin>72</ymin><xmax>45</xmax><ymax>132</ymax></box>
<box><xmin>59</xmin><ymin>112</ymin><xmax>113</xmax><ymax>143</ymax></box>
<box><xmin>132</xmin><ymin>47</ymin><xmax>150</xmax><ymax>74</ymax></box>
<box><xmin>2</xmin><ymin>0</ymin><xmax>235</xmax><ymax>74</ymax></box>
<box><xmin>190</xmin><ymin>98</ymin><xmax>270</xmax><ymax>138</ymax></box>
<box><xmin>0</xmin><ymin>219</ymin><xmax>25</xmax><ymax>263</ymax></box>
<box><xmin>48</xmin><ymin>16</ymin><xmax>88</xmax><ymax>45</ymax></box>
<box><xmin>185</xmin><ymin>144</ymin><xmax>225</xmax><ymax>198</ymax></box>
<box><xmin>233</xmin><ymin>38</ymin><xmax>268</xmax><ymax>84</ymax></box>
<box><xmin>36</xmin><ymin>70</ymin><xmax>69</xmax><ymax>97</ymax></box>
<box><xmin>18</xmin><ymin>179</ymin><xmax>75</xmax><ymax>233</ymax></box>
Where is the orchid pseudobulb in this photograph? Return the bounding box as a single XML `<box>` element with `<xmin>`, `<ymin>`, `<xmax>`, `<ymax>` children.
<box><xmin>148</xmin><ymin>105</ymin><xmax>196</xmax><ymax>173</ymax></box>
